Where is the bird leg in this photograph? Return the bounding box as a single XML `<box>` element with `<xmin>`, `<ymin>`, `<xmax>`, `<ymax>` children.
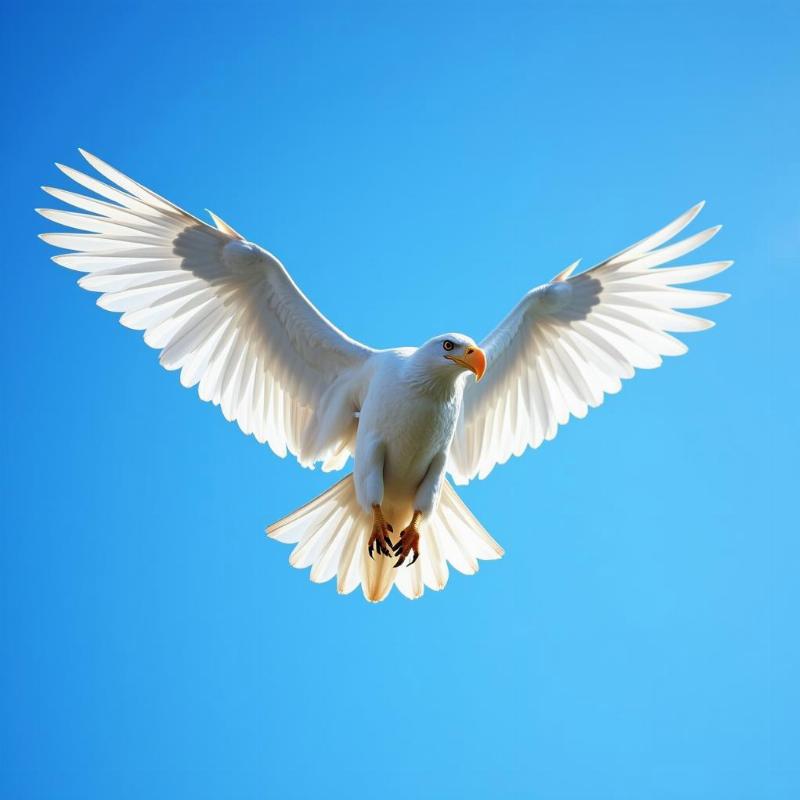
<box><xmin>393</xmin><ymin>511</ymin><xmax>421</xmax><ymax>568</ymax></box>
<box><xmin>368</xmin><ymin>504</ymin><xmax>394</xmax><ymax>558</ymax></box>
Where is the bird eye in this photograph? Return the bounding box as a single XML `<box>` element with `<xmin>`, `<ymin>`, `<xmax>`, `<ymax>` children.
<box><xmin>442</xmin><ymin>340</ymin><xmax>455</xmax><ymax>351</ymax></box>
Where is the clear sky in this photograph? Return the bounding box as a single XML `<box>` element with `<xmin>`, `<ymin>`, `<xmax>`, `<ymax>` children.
<box><xmin>1</xmin><ymin>1</ymin><xmax>796</xmax><ymax>798</ymax></box>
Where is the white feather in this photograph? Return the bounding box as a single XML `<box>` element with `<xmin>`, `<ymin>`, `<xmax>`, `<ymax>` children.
<box><xmin>40</xmin><ymin>150</ymin><xmax>373</xmax><ymax>467</ymax></box>
<box><xmin>41</xmin><ymin>153</ymin><xmax>728</xmax><ymax>602</ymax></box>
<box><xmin>450</xmin><ymin>203</ymin><xmax>731</xmax><ymax>484</ymax></box>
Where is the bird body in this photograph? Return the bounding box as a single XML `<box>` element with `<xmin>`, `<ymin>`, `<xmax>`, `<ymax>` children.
<box><xmin>357</xmin><ymin>345</ymin><xmax>463</xmax><ymax>504</ymax></box>
<box><xmin>38</xmin><ymin>150</ymin><xmax>731</xmax><ymax>602</ymax></box>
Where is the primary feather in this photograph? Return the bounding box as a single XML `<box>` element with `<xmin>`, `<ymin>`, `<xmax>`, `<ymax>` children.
<box><xmin>40</xmin><ymin>150</ymin><xmax>373</xmax><ymax>467</ymax></box>
<box><xmin>449</xmin><ymin>203</ymin><xmax>732</xmax><ymax>484</ymax></box>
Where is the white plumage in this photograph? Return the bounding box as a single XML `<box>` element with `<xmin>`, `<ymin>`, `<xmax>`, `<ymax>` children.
<box><xmin>449</xmin><ymin>203</ymin><xmax>731</xmax><ymax>483</ymax></box>
<box><xmin>38</xmin><ymin>151</ymin><xmax>731</xmax><ymax>602</ymax></box>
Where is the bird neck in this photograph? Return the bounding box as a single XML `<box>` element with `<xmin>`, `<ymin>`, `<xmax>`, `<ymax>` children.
<box><xmin>403</xmin><ymin>361</ymin><xmax>465</xmax><ymax>401</ymax></box>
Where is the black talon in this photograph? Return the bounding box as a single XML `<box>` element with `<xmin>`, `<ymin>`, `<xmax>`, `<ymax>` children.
<box><xmin>408</xmin><ymin>551</ymin><xmax>419</xmax><ymax>566</ymax></box>
<box><xmin>368</xmin><ymin>542</ymin><xmax>374</xmax><ymax>559</ymax></box>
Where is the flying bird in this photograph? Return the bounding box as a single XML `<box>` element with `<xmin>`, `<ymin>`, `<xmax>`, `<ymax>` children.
<box><xmin>38</xmin><ymin>151</ymin><xmax>731</xmax><ymax>602</ymax></box>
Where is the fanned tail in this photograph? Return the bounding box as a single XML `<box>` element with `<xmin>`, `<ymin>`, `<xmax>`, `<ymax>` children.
<box><xmin>267</xmin><ymin>475</ymin><xmax>504</xmax><ymax>603</ymax></box>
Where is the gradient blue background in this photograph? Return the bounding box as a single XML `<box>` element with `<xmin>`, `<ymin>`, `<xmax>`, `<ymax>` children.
<box><xmin>1</xmin><ymin>2</ymin><xmax>796</xmax><ymax>798</ymax></box>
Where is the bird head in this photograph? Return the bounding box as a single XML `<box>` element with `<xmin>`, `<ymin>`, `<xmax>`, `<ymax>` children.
<box><xmin>415</xmin><ymin>333</ymin><xmax>487</xmax><ymax>382</ymax></box>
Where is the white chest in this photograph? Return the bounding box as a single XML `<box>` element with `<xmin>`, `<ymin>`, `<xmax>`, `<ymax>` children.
<box><xmin>358</xmin><ymin>367</ymin><xmax>462</xmax><ymax>490</ymax></box>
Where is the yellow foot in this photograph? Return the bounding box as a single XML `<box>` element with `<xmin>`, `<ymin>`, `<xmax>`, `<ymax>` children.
<box><xmin>368</xmin><ymin>505</ymin><xmax>394</xmax><ymax>559</ymax></box>
<box><xmin>393</xmin><ymin>511</ymin><xmax>421</xmax><ymax>568</ymax></box>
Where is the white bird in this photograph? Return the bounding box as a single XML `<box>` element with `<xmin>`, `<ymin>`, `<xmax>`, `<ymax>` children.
<box><xmin>38</xmin><ymin>151</ymin><xmax>732</xmax><ymax>602</ymax></box>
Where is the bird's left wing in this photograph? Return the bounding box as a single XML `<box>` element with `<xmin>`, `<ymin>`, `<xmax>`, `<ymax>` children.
<box><xmin>448</xmin><ymin>203</ymin><xmax>731</xmax><ymax>484</ymax></box>
<box><xmin>38</xmin><ymin>150</ymin><xmax>374</xmax><ymax>466</ymax></box>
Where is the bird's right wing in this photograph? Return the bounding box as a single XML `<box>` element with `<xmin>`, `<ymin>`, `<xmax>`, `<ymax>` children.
<box><xmin>38</xmin><ymin>150</ymin><xmax>374</xmax><ymax>466</ymax></box>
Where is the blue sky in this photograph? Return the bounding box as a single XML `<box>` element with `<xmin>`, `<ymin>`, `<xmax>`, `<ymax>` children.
<box><xmin>1</xmin><ymin>1</ymin><xmax>796</xmax><ymax>798</ymax></box>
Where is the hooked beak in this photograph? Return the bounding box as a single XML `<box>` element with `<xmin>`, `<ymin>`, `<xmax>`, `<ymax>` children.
<box><xmin>446</xmin><ymin>345</ymin><xmax>487</xmax><ymax>381</ymax></box>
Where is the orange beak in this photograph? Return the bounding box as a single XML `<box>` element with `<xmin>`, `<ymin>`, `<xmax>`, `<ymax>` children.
<box><xmin>447</xmin><ymin>345</ymin><xmax>487</xmax><ymax>381</ymax></box>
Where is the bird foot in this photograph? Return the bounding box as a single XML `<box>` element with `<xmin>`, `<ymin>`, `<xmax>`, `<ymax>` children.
<box><xmin>368</xmin><ymin>505</ymin><xmax>394</xmax><ymax>558</ymax></box>
<box><xmin>393</xmin><ymin>514</ymin><xmax>421</xmax><ymax>568</ymax></box>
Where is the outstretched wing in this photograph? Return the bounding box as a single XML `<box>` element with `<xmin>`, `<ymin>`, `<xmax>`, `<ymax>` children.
<box><xmin>38</xmin><ymin>150</ymin><xmax>374</xmax><ymax>465</ymax></box>
<box><xmin>448</xmin><ymin>203</ymin><xmax>731</xmax><ymax>484</ymax></box>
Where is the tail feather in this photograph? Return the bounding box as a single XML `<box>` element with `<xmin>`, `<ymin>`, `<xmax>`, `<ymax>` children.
<box><xmin>309</xmin><ymin>510</ymin><xmax>352</xmax><ymax>584</ymax></box>
<box><xmin>266</xmin><ymin>474</ymin><xmax>504</xmax><ymax>603</ymax></box>
<box><xmin>267</xmin><ymin>474</ymin><xmax>353</xmax><ymax>542</ymax></box>
<box><xmin>336</xmin><ymin>510</ymin><xmax>365</xmax><ymax>596</ymax></box>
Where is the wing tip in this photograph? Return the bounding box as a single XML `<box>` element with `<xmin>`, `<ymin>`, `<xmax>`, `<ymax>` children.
<box><xmin>686</xmin><ymin>200</ymin><xmax>705</xmax><ymax>221</ymax></box>
<box><xmin>673</xmin><ymin>201</ymin><xmax>706</xmax><ymax>233</ymax></box>
<box><xmin>693</xmin><ymin>224</ymin><xmax>723</xmax><ymax>243</ymax></box>
<box><xmin>78</xmin><ymin>148</ymin><xmax>104</xmax><ymax>171</ymax></box>
<box><xmin>676</xmin><ymin>200</ymin><xmax>705</xmax><ymax>228</ymax></box>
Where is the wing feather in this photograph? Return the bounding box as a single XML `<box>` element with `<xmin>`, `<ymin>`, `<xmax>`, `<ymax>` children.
<box><xmin>449</xmin><ymin>204</ymin><xmax>731</xmax><ymax>484</ymax></box>
<box><xmin>40</xmin><ymin>151</ymin><xmax>374</xmax><ymax>466</ymax></box>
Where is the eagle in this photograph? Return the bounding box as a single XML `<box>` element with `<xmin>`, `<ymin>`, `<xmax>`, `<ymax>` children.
<box><xmin>38</xmin><ymin>151</ymin><xmax>731</xmax><ymax>602</ymax></box>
